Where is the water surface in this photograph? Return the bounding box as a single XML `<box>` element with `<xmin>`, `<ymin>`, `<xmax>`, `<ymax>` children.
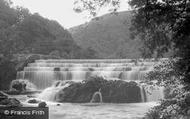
<box><xmin>49</xmin><ymin>102</ymin><xmax>158</xmax><ymax>119</ymax></box>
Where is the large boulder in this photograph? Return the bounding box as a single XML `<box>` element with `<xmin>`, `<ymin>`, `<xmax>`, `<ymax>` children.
<box><xmin>10</xmin><ymin>79</ymin><xmax>36</xmax><ymax>93</ymax></box>
<box><xmin>55</xmin><ymin>76</ymin><xmax>142</xmax><ymax>103</ymax></box>
<box><xmin>101</xmin><ymin>80</ymin><xmax>141</xmax><ymax>103</ymax></box>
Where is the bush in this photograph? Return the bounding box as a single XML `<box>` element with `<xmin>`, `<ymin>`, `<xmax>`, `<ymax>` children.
<box><xmin>145</xmin><ymin>92</ymin><xmax>190</xmax><ymax>119</ymax></box>
<box><xmin>144</xmin><ymin>108</ymin><xmax>160</xmax><ymax>119</ymax></box>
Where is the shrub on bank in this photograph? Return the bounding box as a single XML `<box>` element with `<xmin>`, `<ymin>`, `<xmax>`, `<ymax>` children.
<box><xmin>145</xmin><ymin>92</ymin><xmax>190</xmax><ymax>119</ymax></box>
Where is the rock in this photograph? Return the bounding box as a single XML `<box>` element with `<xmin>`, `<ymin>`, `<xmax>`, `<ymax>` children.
<box><xmin>55</xmin><ymin>76</ymin><xmax>141</xmax><ymax>103</ymax></box>
<box><xmin>27</xmin><ymin>99</ymin><xmax>40</xmax><ymax>103</ymax></box>
<box><xmin>54</xmin><ymin>67</ymin><xmax>60</xmax><ymax>71</ymax></box>
<box><xmin>10</xmin><ymin>80</ymin><xmax>25</xmax><ymax>93</ymax></box>
<box><xmin>5</xmin><ymin>90</ymin><xmax>21</xmax><ymax>95</ymax></box>
<box><xmin>10</xmin><ymin>79</ymin><xmax>36</xmax><ymax>93</ymax></box>
<box><xmin>38</xmin><ymin>102</ymin><xmax>47</xmax><ymax>108</ymax></box>
<box><xmin>88</xmin><ymin>68</ymin><xmax>95</xmax><ymax>71</ymax></box>
<box><xmin>0</xmin><ymin>98</ymin><xmax>22</xmax><ymax>107</ymax></box>
<box><xmin>27</xmin><ymin>95</ymin><xmax>35</xmax><ymax>98</ymax></box>
<box><xmin>0</xmin><ymin>91</ymin><xmax>8</xmax><ymax>101</ymax></box>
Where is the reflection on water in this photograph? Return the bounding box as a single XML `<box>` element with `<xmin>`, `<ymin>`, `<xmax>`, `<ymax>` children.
<box><xmin>49</xmin><ymin>102</ymin><xmax>158</xmax><ymax>119</ymax></box>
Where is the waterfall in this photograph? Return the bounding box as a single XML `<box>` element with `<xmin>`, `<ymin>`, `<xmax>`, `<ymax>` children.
<box><xmin>16</xmin><ymin>71</ymin><xmax>25</xmax><ymax>79</ymax></box>
<box><xmin>38</xmin><ymin>81</ymin><xmax>70</xmax><ymax>101</ymax></box>
<box><xmin>90</xmin><ymin>89</ymin><xmax>103</xmax><ymax>103</ymax></box>
<box><xmin>71</xmin><ymin>64</ymin><xmax>86</xmax><ymax>81</ymax></box>
<box><xmin>140</xmin><ymin>86</ymin><xmax>147</xmax><ymax>102</ymax></box>
<box><xmin>17</xmin><ymin>59</ymin><xmax>165</xmax><ymax>102</ymax></box>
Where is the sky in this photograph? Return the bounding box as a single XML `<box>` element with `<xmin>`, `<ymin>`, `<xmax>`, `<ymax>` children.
<box><xmin>11</xmin><ymin>0</ymin><xmax>129</xmax><ymax>29</ymax></box>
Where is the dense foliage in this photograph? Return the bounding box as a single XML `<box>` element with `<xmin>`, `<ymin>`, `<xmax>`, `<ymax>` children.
<box><xmin>70</xmin><ymin>11</ymin><xmax>142</xmax><ymax>58</ymax></box>
<box><xmin>74</xmin><ymin>0</ymin><xmax>190</xmax><ymax>118</ymax></box>
<box><xmin>0</xmin><ymin>0</ymin><xmax>98</xmax><ymax>90</ymax></box>
<box><xmin>129</xmin><ymin>0</ymin><xmax>190</xmax><ymax>118</ymax></box>
<box><xmin>0</xmin><ymin>0</ymin><xmax>98</xmax><ymax>59</ymax></box>
<box><xmin>74</xmin><ymin>0</ymin><xmax>190</xmax><ymax>82</ymax></box>
<box><xmin>0</xmin><ymin>58</ymin><xmax>16</xmax><ymax>90</ymax></box>
<box><xmin>128</xmin><ymin>0</ymin><xmax>190</xmax><ymax>87</ymax></box>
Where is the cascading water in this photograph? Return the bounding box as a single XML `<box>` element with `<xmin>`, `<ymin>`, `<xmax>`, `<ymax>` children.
<box><xmin>38</xmin><ymin>81</ymin><xmax>71</xmax><ymax>101</ymax></box>
<box><xmin>140</xmin><ymin>86</ymin><xmax>147</xmax><ymax>102</ymax></box>
<box><xmin>17</xmin><ymin>59</ymin><xmax>165</xmax><ymax>102</ymax></box>
<box><xmin>71</xmin><ymin>64</ymin><xmax>86</xmax><ymax>81</ymax></box>
<box><xmin>90</xmin><ymin>89</ymin><xmax>103</xmax><ymax>103</ymax></box>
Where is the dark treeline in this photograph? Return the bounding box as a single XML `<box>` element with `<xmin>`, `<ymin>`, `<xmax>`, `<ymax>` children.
<box><xmin>0</xmin><ymin>0</ymin><xmax>97</xmax><ymax>59</ymax></box>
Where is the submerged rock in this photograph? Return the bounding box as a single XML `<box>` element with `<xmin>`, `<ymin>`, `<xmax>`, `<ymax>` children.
<box><xmin>27</xmin><ymin>95</ymin><xmax>36</xmax><ymax>98</ymax></box>
<box><xmin>27</xmin><ymin>99</ymin><xmax>41</xmax><ymax>104</ymax></box>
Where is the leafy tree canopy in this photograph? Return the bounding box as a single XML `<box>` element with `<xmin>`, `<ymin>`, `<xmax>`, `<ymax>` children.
<box><xmin>0</xmin><ymin>0</ymin><xmax>98</xmax><ymax>59</ymax></box>
<box><xmin>74</xmin><ymin>0</ymin><xmax>190</xmax><ymax>88</ymax></box>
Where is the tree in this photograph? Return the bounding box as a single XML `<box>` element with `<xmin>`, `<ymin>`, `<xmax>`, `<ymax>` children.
<box><xmin>128</xmin><ymin>0</ymin><xmax>190</xmax><ymax>89</ymax></box>
<box><xmin>0</xmin><ymin>0</ymin><xmax>31</xmax><ymax>57</ymax></box>
<box><xmin>79</xmin><ymin>47</ymin><xmax>98</xmax><ymax>59</ymax></box>
<box><xmin>0</xmin><ymin>0</ymin><xmax>98</xmax><ymax>89</ymax></box>
<box><xmin>73</xmin><ymin>0</ymin><xmax>121</xmax><ymax>16</ymax></box>
<box><xmin>74</xmin><ymin>0</ymin><xmax>190</xmax><ymax>89</ymax></box>
<box><xmin>0</xmin><ymin>0</ymin><xmax>30</xmax><ymax>90</ymax></box>
<box><xmin>74</xmin><ymin>1</ymin><xmax>190</xmax><ymax>117</ymax></box>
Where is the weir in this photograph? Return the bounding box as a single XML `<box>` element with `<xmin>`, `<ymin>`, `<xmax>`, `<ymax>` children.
<box><xmin>16</xmin><ymin>59</ymin><xmax>164</xmax><ymax>102</ymax></box>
